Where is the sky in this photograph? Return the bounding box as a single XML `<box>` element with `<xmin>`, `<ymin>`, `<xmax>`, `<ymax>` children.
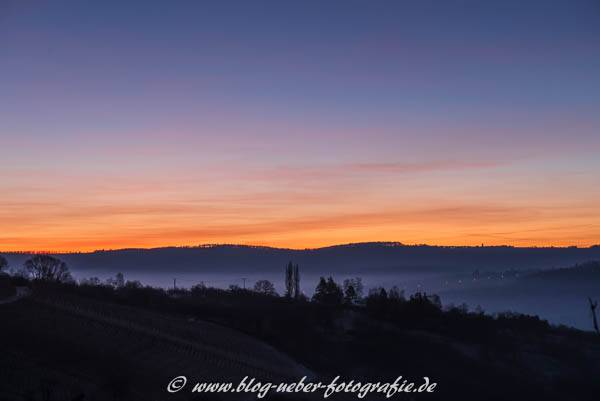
<box><xmin>1</xmin><ymin>0</ymin><xmax>599</xmax><ymax>252</ymax></box>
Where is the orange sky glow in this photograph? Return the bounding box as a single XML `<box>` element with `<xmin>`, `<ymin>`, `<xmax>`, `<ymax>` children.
<box><xmin>2</xmin><ymin>153</ymin><xmax>599</xmax><ymax>252</ymax></box>
<box><xmin>2</xmin><ymin>2</ymin><xmax>599</xmax><ymax>252</ymax></box>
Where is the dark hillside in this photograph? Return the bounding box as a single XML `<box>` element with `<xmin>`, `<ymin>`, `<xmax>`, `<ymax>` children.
<box><xmin>0</xmin><ymin>274</ymin><xmax>16</xmax><ymax>300</ymax></box>
<box><xmin>2</xmin><ymin>279</ymin><xmax>600</xmax><ymax>400</ymax></box>
<box><xmin>0</xmin><ymin>289</ymin><xmax>309</xmax><ymax>401</ymax></box>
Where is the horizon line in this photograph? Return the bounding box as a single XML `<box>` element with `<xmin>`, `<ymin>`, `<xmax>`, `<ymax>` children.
<box><xmin>2</xmin><ymin>241</ymin><xmax>600</xmax><ymax>255</ymax></box>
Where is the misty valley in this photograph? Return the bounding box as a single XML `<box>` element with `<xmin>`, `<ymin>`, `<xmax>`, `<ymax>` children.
<box><xmin>6</xmin><ymin>243</ymin><xmax>598</xmax><ymax>329</ymax></box>
<box><xmin>58</xmin><ymin>266</ymin><xmax>600</xmax><ymax>331</ymax></box>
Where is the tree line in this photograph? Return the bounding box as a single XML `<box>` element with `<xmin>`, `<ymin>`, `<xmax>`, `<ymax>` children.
<box><xmin>0</xmin><ymin>254</ymin><xmax>434</xmax><ymax>310</ymax></box>
<box><xmin>1</xmin><ymin>254</ymin><xmax>73</xmax><ymax>283</ymax></box>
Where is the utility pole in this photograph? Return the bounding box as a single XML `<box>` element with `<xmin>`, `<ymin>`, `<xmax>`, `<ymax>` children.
<box><xmin>241</xmin><ymin>277</ymin><xmax>247</xmax><ymax>289</ymax></box>
<box><xmin>173</xmin><ymin>278</ymin><xmax>176</xmax><ymax>290</ymax></box>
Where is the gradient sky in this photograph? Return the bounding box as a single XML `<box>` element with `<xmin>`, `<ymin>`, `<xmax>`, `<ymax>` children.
<box><xmin>1</xmin><ymin>0</ymin><xmax>599</xmax><ymax>251</ymax></box>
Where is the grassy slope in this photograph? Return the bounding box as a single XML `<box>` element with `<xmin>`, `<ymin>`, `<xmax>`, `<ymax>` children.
<box><xmin>1</xmin><ymin>280</ymin><xmax>600</xmax><ymax>401</ymax></box>
<box><xmin>0</xmin><ymin>292</ymin><xmax>310</xmax><ymax>401</ymax></box>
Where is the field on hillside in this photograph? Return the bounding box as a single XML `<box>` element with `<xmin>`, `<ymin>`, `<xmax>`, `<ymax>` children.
<box><xmin>2</xmin><ymin>277</ymin><xmax>600</xmax><ymax>401</ymax></box>
<box><xmin>0</xmin><ymin>289</ymin><xmax>309</xmax><ymax>400</ymax></box>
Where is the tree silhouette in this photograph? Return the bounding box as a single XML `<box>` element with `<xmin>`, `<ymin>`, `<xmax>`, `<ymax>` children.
<box><xmin>326</xmin><ymin>277</ymin><xmax>343</xmax><ymax>305</ymax></box>
<box><xmin>24</xmin><ymin>255</ymin><xmax>72</xmax><ymax>282</ymax></box>
<box><xmin>191</xmin><ymin>281</ymin><xmax>207</xmax><ymax>294</ymax></box>
<box><xmin>116</xmin><ymin>272</ymin><xmax>125</xmax><ymax>288</ymax></box>
<box><xmin>80</xmin><ymin>276</ymin><xmax>101</xmax><ymax>286</ymax></box>
<box><xmin>312</xmin><ymin>277</ymin><xmax>328</xmax><ymax>304</ymax></box>
<box><xmin>313</xmin><ymin>276</ymin><xmax>343</xmax><ymax>305</ymax></box>
<box><xmin>125</xmin><ymin>280</ymin><xmax>142</xmax><ymax>289</ymax></box>
<box><xmin>106</xmin><ymin>272</ymin><xmax>125</xmax><ymax>288</ymax></box>
<box><xmin>428</xmin><ymin>293</ymin><xmax>442</xmax><ymax>309</ymax></box>
<box><xmin>254</xmin><ymin>280</ymin><xmax>277</xmax><ymax>296</ymax></box>
<box><xmin>343</xmin><ymin>277</ymin><xmax>364</xmax><ymax>300</ymax></box>
<box><xmin>388</xmin><ymin>285</ymin><xmax>405</xmax><ymax>301</ymax></box>
<box><xmin>589</xmin><ymin>297</ymin><xmax>600</xmax><ymax>336</ymax></box>
<box><xmin>0</xmin><ymin>255</ymin><xmax>7</xmax><ymax>273</ymax></box>
<box><xmin>293</xmin><ymin>264</ymin><xmax>300</xmax><ymax>300</ymax></box>
<box><xmin>365</xmin><ymin>287</ymin><xmax>389</xmax><ymax>313</ymax></box>
<box><xmin>344</xmin><ymin>284</ymin><xmax>357</xmax><ymax>305</ymax></box>
<box><xmin>285</xmin><ymin>261</ymin><xmax>293</xmax><ymax>298</ymax></box>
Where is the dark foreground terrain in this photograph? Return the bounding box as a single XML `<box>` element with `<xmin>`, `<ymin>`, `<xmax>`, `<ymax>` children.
<box><xmin>1</xmin><ymin>274</ymin><xmax>600</xmax><ymax>401</ymax></box>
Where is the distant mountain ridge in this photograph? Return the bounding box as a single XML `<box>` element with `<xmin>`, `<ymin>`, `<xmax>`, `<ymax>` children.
<box><xmin>3</xmin><ymin>242</ymin><xmax>600</xmax><ymax>274</ymax></box>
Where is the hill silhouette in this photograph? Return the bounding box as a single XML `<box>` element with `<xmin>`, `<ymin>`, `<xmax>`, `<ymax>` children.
<box><xmin>3</xmin><ymin>243</ymin><xmax>600</xmax><ymax>274</ymax></box>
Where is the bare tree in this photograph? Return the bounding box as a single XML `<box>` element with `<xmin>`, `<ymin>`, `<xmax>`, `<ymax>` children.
<box><xmin>589</xmin><ymin>297</ymin><xmax>600</xmax><ymax>336</ymax></box>
<box><xmin>24</xmin><ymin>255</ymin><xmax>72</xmax><ymax>282</ymax></box>
<box><xmin>106</xmin><ymin>272</ymin><xmax>125</xmax><ymax>288</ymax></box>
<box><xmin>254</xmin><ymin>280</ymin><xmax>277</xmax><ymax>296</ymax></box>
